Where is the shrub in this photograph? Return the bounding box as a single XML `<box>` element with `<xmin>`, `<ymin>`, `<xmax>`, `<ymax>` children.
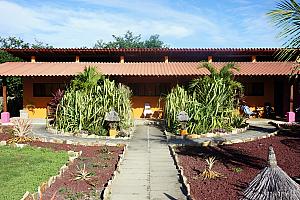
<box><xmin>55</xmin><ymin>66</ymin><xmax>133</xmax><ymax>135</ymax></box>
<box><xmin>164</xmin><ymin>63</ymin><xmax>243</xmax><ymax>134</ymax></box>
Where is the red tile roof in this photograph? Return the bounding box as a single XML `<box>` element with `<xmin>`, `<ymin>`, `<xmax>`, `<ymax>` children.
<box><xmin>0</xmin><ymin>62</ymin><xmax>294</xmax><ymax>77</ymax></box>
<box><xmin>1</xmin><ymin>47</ymin><xmax>280</xmax><ymax>53</ymax></box>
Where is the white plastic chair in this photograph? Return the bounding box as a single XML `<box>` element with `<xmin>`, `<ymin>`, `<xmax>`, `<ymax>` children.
<box><xmin>143</xmin><ymin>103</ymin><xmax>153</xmax><ymax>118</ymax></box>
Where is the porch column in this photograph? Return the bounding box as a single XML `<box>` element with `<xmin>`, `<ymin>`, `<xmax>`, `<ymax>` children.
<box><xmin>290</xmin><ymin>84</ymin><xmax>294</xmax><ymax>112</ymax></box>
<box><xmin>120</xmin><ymin>56</ymin><xmax>125</xmax><ymax>63</ymax></box>
<box><xmin>164</xmin><ymin>56</ymin><xmax>169</xmax><ymax>63</ymax></box>
<box><xmin>75</xmin><ymin>55</ymin><xmax>80</xmax><ymax>62</ymax></box>
<box><xmin>2</xmin><ymin>77</ymin><xmax>7</xmax><ymax>112</ymax></box>
<box><xmin>208</xmin><ymin>56</ymin><xmax>212</xmax><ymax>63</ymax></box>
<box><xmin>31</xmin><ymin>56</ymin><xmax>36</xmax><ymax>63</ymax></box>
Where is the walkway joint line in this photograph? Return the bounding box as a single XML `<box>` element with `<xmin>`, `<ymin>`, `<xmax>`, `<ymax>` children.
<box><xmin>147</xmin><ymin>125</ymin><xmax>150</xmax><ymax>152</ymax></box>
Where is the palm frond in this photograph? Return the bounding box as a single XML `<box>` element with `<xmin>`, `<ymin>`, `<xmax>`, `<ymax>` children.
<box><xmin>267</xmin><ymin>0</ymin><xmax>300</xmax><ymax>61</ymax></box>
<box><xmin>219</xmin><ymin>63</ymin><xmax>240</xmax><ymax>79</ymax></box>
<box><xmin>200</xmin><ymin>62</ymin><xmax>218</xmax><ymax>77</ymax></box>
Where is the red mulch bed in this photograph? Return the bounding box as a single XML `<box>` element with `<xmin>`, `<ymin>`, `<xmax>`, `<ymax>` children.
<box><xmin>176</xmin><ymin>131</ymin><xmax>300</xmax><ymax>200</ymax></box>
<box><xmin>0</xmin><ymin>127</ymin><xmax>124</xmax><ymax>200</ymax></box>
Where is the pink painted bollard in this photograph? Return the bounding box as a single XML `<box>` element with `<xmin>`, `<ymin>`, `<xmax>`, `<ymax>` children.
<box><xmin>1</xmin><ymin>112</ymin><xmax>10</xmax><ymax>123</ymax></box>
<box><xmin>286</xmin><ymin>112</ymin><xmax>295</xmax><ymax>122</ymax></box>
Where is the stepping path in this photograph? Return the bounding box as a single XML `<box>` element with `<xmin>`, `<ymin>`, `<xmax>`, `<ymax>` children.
<box><xmin>110</xmin><ymin>124</ymin><xmax>186</xmax><ymax>200</ymax></box>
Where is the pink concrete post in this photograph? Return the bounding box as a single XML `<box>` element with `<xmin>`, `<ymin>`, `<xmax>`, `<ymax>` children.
<box><xmin>286</xmin><ymin>112</ymin><xmax>295</xmax><ymax>122</ymax></box>
<box><xmin>1</xmin><ymin>112</ymin><xmax>10</xmax><ymax>123</ymax></box>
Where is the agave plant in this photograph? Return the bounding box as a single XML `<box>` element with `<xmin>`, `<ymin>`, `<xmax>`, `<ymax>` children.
<box><xmin>74</xmin><ymin>164</ymin><xmax>94</xmax><ymax>181</ymax></box>
<box><xmin>7</xmin><ymin>118</ymin><xmax>33</xmax><ymax>144</ymax></box>
<box><xmin>12</xmin><ymin>118</ymin><xmax>32</xmax><ymax>137</ymax></box>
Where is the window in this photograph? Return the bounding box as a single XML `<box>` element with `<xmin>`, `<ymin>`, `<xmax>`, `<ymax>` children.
<box><xmin>33</xmin><ymin>83</ymin><xmax>66</xmax><ymax>97</ymax></box>
<box><xmin>129</xmin><ymin>83</ymin><xmax>170</xmax><ymax>96</ymax></box>
<box><xmin>244</xmin><ymin>82</ymin><xmax>264</xmax><ymax>96</ymax></box>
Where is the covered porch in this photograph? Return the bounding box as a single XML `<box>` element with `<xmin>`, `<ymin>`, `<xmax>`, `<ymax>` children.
<box><xmin>0</xmin><ymin>61</ymin><xmax>298</xmax><ymax>121</ymax></box>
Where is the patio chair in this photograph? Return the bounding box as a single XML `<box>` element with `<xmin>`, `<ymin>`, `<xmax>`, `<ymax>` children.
<box><xmin>241</xmin><ymin>105</ymin><xmax>258</xmax><ymax>118</ymax></box>
<box><xmin>143</xmin><ymin>103</ymin><xmax>153</xmax><ymax>118</ymax></box>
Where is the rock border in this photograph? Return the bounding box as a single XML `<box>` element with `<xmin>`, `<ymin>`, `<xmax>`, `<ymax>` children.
<box><xmin>46</xmin><ymin>126</ymin><xmax>134</xmax><ymax>140</ymax></box>
<box><xmin>25</xmin><ymin>136</ymin><xmax>127</xmax><ymax>147</ymax></box>
<box><xmin>21</xmin><ymin>150</ymin><xmax>82</xmax><ymax>200</ymax></box>
<box><xmin>169</xmin><ymin>144</ymin><xmax>193</xmax><ymax>200</ymax></box>
<box><xmin>165</xmin><ymin>129</ymin><xmax>278</xmax><ymax>147</ymax></box>
<box><xmin>165</xmin><ymin>125</ymin><xmax>249</xmax><ymax>140</ymax></box>
<box><xmin>101</xmin><ymin>144</ymin><xmax>128</xmax><ymax>200</ymax></box>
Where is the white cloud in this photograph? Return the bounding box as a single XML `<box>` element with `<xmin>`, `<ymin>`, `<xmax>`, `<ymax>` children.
<box><xmin>0</xmin><ymin>0</ymin><xmax>280</xmax><ymax>47</ymax></box>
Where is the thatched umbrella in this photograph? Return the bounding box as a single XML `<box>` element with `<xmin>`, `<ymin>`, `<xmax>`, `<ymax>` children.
<box><xmin>242</xmin><ymin>146</ymin><xmax>300</xmax><ymax>200</ymax></box>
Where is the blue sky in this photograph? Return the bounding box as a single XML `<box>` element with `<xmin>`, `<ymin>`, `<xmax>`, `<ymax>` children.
<box><xmin>0</xmin><ymin>0</ymin><xmax>283</xmax><ymax>48</ymax></box>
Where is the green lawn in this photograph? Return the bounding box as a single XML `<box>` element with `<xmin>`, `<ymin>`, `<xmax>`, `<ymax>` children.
<box><xmin>0</xmin><ymin>145</ymin><xmax>69</xmax><ymax>200</ymax></box>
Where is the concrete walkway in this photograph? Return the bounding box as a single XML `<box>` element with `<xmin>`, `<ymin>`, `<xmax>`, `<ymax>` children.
<box><xmin>110</xmin><ymin>124</ymin><xmax>186</xmax><ymax>200</ymax></box>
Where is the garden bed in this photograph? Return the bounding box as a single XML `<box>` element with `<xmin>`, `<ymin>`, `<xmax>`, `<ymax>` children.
<box><xmin>175</xmin><ymin>130</ymin><xmax>300</xmax><ymax>200</ymax></box>
<box><xmin>0</xmin><ymin>128</ymin><xmax>124</xmax><ymax>200</ymax></box>
<box><xmin>34</xmin><ymin>142</ymin><xmax>124</xmax><ymax>199</ymax></box>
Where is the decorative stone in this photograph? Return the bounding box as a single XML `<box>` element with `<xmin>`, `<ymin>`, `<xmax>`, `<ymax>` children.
<box><xmin>16</xmin><ymin>143</ymin><xmax>27</xmax><ymax>148</ymax></box>
<box><xmin>231</xmin><ymin>139</ymin><xmax>244</xmax><ymax>144</ymax></box>
<box><xmin>202</xmin><ymin>141</ymin><xmax>210</xmax><ymax>147</ymax></box>
<box><xmin>0</xmin><ymin>141</ymin><xmax>6</xmax><ymax>146</ymax></box>
<box><xmin>66</xmin><ymin>140</ymin><xmax>73</xmax><ymax>144</ymax></box>
<box><xmin>20</xmin><ymin>191</ymin><xmax>30</xmax><ymax>200</ymax></box>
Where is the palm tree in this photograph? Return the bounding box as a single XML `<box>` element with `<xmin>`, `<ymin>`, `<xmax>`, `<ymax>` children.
<box><xmin>71</xmin><ymin>66</ymin><xmax>103</xmax><ymax>90</ymax></box>
<box><xmin>267</xmin><ymin>0</ymin><xmax>300</xmax><ymax>78</ymax></box>
<box><xmin>190</xmin><ymin>62</ymin><xmax>242</xmax><ymax>93</ymax></box>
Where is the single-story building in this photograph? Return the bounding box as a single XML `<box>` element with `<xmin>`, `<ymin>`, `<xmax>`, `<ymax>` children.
<box><xmin>0</xmin><ymin>48</ymin><xmax>299</xmax><ymax>119</ymax></box>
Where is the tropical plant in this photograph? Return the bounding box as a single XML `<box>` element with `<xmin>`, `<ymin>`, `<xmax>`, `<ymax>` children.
<box><xmin>70</xmin><ymin>66</ymin><xmax>103</xmax><ymax>91</ymax></box>
<box><xmin>49</xmin><ymin>89</ymin><xmax>65</xmax><ymax>108</ymax></box>
<box><xmin>231</xmin><ymin>115</ymin><xmax>247</xmax><ymax>128</ymax></box>
<box><xmin>164</xmin><ymin>85</ymin><xmax>189</xmax><ymax>131</ymax></box>
<box><xmin>73</xmin><ymin>164</ymin><xmax>94</xmax><ymax>181</ymax></box>
<box><xmin>267</xmin><ymin>0</ymin><xmax>300</xmax><ymax>78</ymax></box>
<box><xmin>47</xmin><ymin>89</ymin><xmax>65</xmax><ymax>126</ymax></box>
<box><xmin>55</xmin><ymin>66</ymin><xmax>133</xmax><ymax>135</ymax></box>
<box><xmin>202</xmin><ymin>157</ymin><xmax>223</xmax><ymax>180</ymax></box>
<box><xmin>12</xmin><ymin>118</ymin><xmax>32</xmax><ymax>137</ymax></box>
<box><xmin>7</xmin><ymin>118</ymin><xmax>32</xmax><ymax>144</ymax></box>
<box><xmin>164</xmin><ymin>63</ymin><xmax>243</xmax><ymax>134</ymax></box>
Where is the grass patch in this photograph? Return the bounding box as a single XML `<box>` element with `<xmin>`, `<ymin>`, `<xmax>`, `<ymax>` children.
<box><xmin>0</xmin><ymin>145</ymin><xmax>69</xmax><ymax>200</ymax></box>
